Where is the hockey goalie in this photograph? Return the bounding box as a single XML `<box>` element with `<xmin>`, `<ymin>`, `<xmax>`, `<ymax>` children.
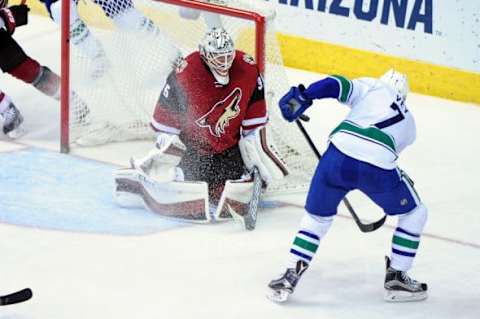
<box><xmin>113</xmin><ymin>27</ymin><xmax>288</xmax><ymax>228</ymax></box>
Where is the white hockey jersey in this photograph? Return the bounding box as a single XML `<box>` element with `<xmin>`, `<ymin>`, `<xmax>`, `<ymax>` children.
<box><xmin>329</xmin><ymin>77</ymin><xmax>416</xmax><ymax>169</ymax></box>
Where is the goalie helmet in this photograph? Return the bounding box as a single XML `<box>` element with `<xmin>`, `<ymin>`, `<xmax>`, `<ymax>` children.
<box><xmin>199</xmin><ymin>27</ymin><xmax>235</xmax><ymax>85</ymax></box>
<box><xmin>380</xmin><ymin>69</ymin><xmax>409</xmax><ymax>101</ymax></box>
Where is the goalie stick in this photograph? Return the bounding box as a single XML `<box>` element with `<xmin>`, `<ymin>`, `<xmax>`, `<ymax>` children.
<box><xmin>0</xmin><ymin>288</ymin><xmax>32</xmax><ymax>306</ymax></box>
<box><xmin>241</xmin><ymin>167</ymin><xmax>262</xmax><ymax>230</ymax></box>
<box><xmin>296</xmin><ymin>116</ymin><xmax>386</xmax><ymax>233</ymax></box>
<box><xmin>219</xmin><ymin>167</ymin><xmax>263</xmax><ymax>230</ymax></box>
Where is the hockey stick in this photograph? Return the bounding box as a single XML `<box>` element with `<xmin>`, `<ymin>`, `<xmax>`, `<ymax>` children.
<box><xmin>215</xmin><ymin>167</ymin><xmax>263</xmax><ymax>230</ymax></box>
<box><xmin>243</xmin><ymin>166</ymin><xmax>262</xmax><ymax>230</ymax></box>
<box><xmin>0</xmin><ymin>288</ymin><xmax>32</xmax><ymax>306</ymax></box>
<box><xmin>295</xmin><ymin>116</ymin><xmax>386</xmax><ymax>232</ymax></box>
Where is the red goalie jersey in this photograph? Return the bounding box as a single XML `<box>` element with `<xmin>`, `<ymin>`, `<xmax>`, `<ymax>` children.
<box><xmin>151</xmin><ymin>50</ymin><xmax>267</xmax><ymax>154</ymax></box>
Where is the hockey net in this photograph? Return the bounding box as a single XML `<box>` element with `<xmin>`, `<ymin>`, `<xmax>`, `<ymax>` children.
<box><xmin>63</xmin><ymin>0</ymin><xmax>317</xmax><ymax>194</ymax></box>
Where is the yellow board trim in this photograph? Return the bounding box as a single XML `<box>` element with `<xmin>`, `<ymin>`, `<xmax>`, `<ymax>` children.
<box><xmin>22</xmin><ymin>2</ymin><xmax>48</xmax><ymax>16</ymax></box>
<box><xmin>278</xmin><ymin>33</ymin><xmax>480</xmax><ymax>104</ymax></box>
<box><xmin>26</xmin><ymin>5</ymin><xmax>479</xmax><ymax>104</ymax></box>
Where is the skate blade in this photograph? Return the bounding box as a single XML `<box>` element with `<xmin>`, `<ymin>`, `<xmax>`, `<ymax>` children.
<box><xmin>384</xmin><ymin>290</ymin><xmax>428</xmax><ymax>302</ymax></box>
<box><xmin>6</xmin><ymin>126</ymin><xmax>26</xmax><ymax>139</ymax></box>
<box><xmin>266</xmin><ymin>288</ymin><xmax>290</xmax><ymax>303</ymax></box>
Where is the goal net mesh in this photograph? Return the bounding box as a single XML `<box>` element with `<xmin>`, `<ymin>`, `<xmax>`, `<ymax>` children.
<box><xmin>67</xmin><ymin>0</ymin><xmax>317</xmax><ymax>194</ymax></box>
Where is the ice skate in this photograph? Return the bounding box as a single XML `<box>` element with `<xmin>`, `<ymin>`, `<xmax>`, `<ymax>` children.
<box><xmin>384</xmin><ymin>256</ymin><xmax>428</xmax><ymax>302</ymax></box>
<box><xmin>1</xmin><ymin>102</ymin><xmax>24</xmax><ymax>138</ymax></box>
<box><xmin>267</xmin><ymin>260</ymin><xmax>308</xmax><ymax>303</ymax></box>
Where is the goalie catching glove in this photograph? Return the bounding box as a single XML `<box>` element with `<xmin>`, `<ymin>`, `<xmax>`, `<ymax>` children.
<box><xmin>239</xmin><ymin>127</ymin><xmax>288</xmax><ymax>185</ymax></box>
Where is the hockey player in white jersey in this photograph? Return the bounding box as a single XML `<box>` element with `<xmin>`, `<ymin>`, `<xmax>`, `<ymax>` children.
<box><xmin>40</xmin><ymin>0</ymin><xmax>181</xmax><ymax>79</ymax></box>
<box><xmin>267</xmin><ymin>69</ymin><xmax>428</xmax><ymax>303</ymax></box>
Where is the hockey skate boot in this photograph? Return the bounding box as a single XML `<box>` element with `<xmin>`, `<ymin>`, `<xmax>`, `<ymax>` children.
<box><xmin>1</xmin><ymin>102</ymin><xmax>24</xmax><ymax>138</ymax></box>
<box><xmin>267</xmin><ymin>260</ymin><xmax>309</xmax><ymax>303</ymax></box>
<box><xmin>384</xmin><ymin>256</ymin><xmax>428</xmax><ymax>302</ymax></box>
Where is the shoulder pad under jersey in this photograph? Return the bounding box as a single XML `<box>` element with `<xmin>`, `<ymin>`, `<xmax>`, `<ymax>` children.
<box><xmin>175</xmin><ymin>57</ymin><xmax>188</xmax><ymax>74</ymax></box>
<box><xmin>242</xmin><ymin>53</ymin><xmax>256</xmax><ymax>66</ymax></box>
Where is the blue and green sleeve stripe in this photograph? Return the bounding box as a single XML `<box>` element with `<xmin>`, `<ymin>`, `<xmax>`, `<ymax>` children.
<box><xmin>303</xmin><ymin>75</ymin><xmax>353</xmax><ymax>103</ymax></box>
<box><xmin>329</xmin><ymin>75</ymin><xmax>353</xmax><ymax>103</ymax></box>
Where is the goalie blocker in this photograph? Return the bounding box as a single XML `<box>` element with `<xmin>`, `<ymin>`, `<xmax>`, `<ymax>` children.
<box><xmin>114</xmin><ymin>127</ymin><xmax>288</xmax><ymax>224</ymax></box>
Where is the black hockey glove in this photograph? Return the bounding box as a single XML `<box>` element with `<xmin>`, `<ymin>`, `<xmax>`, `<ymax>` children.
<box><xmin>0</xmin><ymin>4</ymin><xmax>29</xmax><ymax>35</ymax></box>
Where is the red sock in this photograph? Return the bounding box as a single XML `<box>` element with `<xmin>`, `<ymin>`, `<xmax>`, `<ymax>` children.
<box><xmin>8</xmin><ymin>56</ymin><xmax>41</xmax><ymax>84</ymax></box>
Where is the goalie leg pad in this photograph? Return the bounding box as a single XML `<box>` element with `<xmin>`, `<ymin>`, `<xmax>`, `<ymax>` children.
<box><xmin>114</xmin><ymin>168</ymin><xmax>210</xmax><ymax>223</ymax></box>
<box><xmin>214</xmin><ymin>167</ymin><xmax>263</xmax><ymax>230</ymax></box>
<box><xmin>214</xmin><ymin>177</ymin><xmax>255</xmax><ymax>221</ymax></box>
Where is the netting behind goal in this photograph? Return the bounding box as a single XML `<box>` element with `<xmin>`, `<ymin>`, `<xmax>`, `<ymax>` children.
<box><xmin>62</xmin><ymin>0</ymin><xmax>317</xmax><ymax>194</ymax></box>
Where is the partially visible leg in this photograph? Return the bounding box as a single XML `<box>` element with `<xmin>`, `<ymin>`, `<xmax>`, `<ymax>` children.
<box><xmin>363</xmin><ymin>167</ymin><xmax>428</xmax><ymax>302</ymax></box>
<box><xmin>384</xmin><ymin>201</ymin><xmax>428</xmax><ymax>302</ymax></box>
<box><xmin>0</xmin><ymin>29</ymin><xmax>90</xmax><ymax>125</ymax></box>
<box><xmin>45</xmin><ymin>0</ymin><xmax>109</xmax><ymax>79</ymax></box>
<box><xmin>178</xmin><ymin>145</ymin><xmax>244</xmax><ymax>204</ymax></box>
<box><xmin>267</xmin><ymin>144</ymin><xmax>348</xmax><ymax>303</ymax></box>
<box><xmin>95</xmin><ymin>0</ymin><xmax>181</xmax><ymax>67</ymax></box>
<box><xmin>391</xmin><ymin>203</ymin><xmax>428</xmax><ymax>271</ymax></box>
<box><xmin>267</xmin><ymin>212</ymin><xmax>334</xmax><ymax>302</ymax></box>
<box><xmin>96</xmin><ymin>0</ymin><xmax>159</xmax><ymax>36</ymax></box>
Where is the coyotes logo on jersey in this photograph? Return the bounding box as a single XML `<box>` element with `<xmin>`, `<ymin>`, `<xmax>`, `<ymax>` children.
<box><xmin>195</xmin><ymin>88</ymin><xmax>242</xmax><ymax>138</ymax></box>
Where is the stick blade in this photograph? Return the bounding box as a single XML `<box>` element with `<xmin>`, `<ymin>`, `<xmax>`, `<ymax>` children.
<box><xmin>359</xmin><ymin>215</ymin><xmax>387</xmax><ymax>233</ymax></box>
<box><xmin>0</xmin><ymin>288</ymin><xmax>33</xmax><ymax>306</ymax></box>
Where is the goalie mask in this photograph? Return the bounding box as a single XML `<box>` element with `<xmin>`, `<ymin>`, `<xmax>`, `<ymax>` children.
<box><xmin>380</xmin><ymin>69</ymin><xmax>409</xmax><ymax>102</ymax></box>
<box><xmin>199</xmin><ymin>27</ymin><xmax>235</xmax><ymax>85</ymax></box>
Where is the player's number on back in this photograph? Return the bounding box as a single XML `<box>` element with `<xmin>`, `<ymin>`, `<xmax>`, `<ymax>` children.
<box><xmin>374</xmin><ymin>102</ymin><xmax>407</xmax><ymax>129</ymax></box>
<box><xmin>162</xmin><ymin>84</ymin><xmax>171</xmax><ymax>98</ymax></box>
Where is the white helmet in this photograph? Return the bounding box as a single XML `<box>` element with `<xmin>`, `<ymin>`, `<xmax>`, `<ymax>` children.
<box><xmin>199</xmin><ymin>27</ymin><xmax>235</xmax><ymax>85</ymax></box>
<box><xmin>380</xmin><ymin>69</ymin><xmax>409</xmax><ymax>101</ymax></box>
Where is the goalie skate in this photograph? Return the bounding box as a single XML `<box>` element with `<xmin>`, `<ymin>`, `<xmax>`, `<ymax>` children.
<box><xmin>1</xmin><ymin>103</ymin><xmax>25</xmax><ymax>138</ymax></box>
<box><xmin>384</xmin><ymin>257</ymin><xmax>428</xmax><ymax>302</ymax></box>
<box><xmin>267</xmin><ymin>260</ymin><xmax>308</xmax><ymax>303</ymax></box>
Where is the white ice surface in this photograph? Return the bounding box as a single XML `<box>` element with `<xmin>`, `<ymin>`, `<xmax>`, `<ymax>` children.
<box><xmin>0</xmin><ymin>15</ymin><xmax>479</xmax><ymax>319</ymax></box>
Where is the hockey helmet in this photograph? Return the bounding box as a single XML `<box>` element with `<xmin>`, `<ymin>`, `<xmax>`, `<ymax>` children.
<box><xmin>199</xmin><ymin>27</ymin><xmax>235</xmax><ymax>85</ymax></box>
<box><xmin>380</xmin><ymin>69</ymin><xmax>409</xmax><ymax>101</ymax></box>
